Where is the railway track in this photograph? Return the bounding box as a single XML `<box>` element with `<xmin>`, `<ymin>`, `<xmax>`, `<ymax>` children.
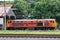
<box><xmin>0</xmin><ymin>34</ymin><xmax>60</xmax><ymax>38</ymax></box>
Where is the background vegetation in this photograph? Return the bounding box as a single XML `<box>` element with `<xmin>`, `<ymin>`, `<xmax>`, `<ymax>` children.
<box><xmin>13</xmin><ymin>0</ymin><xmax>60</xmax><ymax>23</ymax></box>
<box><xmin>0</xmin><ymin>0</ymin><xmax>60</xmax><ymax>23</ymax></box>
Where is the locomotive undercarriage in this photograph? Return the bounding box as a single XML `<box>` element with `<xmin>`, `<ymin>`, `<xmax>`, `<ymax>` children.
<box><xmin>7</xmin><ymin>27</ymin><xmax>55</xmax><ymax>30</ymax></box>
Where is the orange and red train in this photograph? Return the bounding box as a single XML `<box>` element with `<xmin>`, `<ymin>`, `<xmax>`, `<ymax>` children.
<box><xmin>6</xmin><ymin>19</ymin><xmax>57</xmax><ymax>30</ymax></box>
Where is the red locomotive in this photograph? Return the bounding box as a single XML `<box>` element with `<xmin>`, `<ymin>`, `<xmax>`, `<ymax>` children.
<box><xmin>6</xmin><ymin>19</ymin><xmax>57</xmax><ymax>30</ymax></box>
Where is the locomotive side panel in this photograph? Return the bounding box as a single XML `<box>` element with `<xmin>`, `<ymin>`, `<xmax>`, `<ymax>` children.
<box><xmin>6</xmin><ymin>19</ymin><xmax>57</xmax><ymax>30</ymax></box>
<box><xmin>7</xmin><ymin>20</ymin><xmax>27</xmax><ymax>28</ymax></box>
<box><xmin>36</xmin><ymin>19</ymin><xmax>57</xmax><ymax>29</ymax></box>
<box><xmin>27</xmin><ymin>20</ymin><xmax>37</xmax><ymax>27</ymax></box>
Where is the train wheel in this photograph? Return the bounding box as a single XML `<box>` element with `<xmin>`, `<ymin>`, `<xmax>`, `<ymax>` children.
<box><xmin>26</xmin><ymin>28</ymin><xmax>35</xmax><ymax>30</ymax></box>
<box><xmin>18</xmin><ymin>28</ymin><xmax>23</xmax><ymax>30</ymax></box>
<box><xmin>7</xmin><ymin>28</ymin><xmax>9</xmax><ymax>30</ymax></box>
<box><xmin>14</xmin><ymin>28</ymin><xmax>17</xmax><ymax>30</ymax></box>
<box><xmin>21</xmin><ymin>28</ymin><xmax>25</xmax><ymax>30</ymax></box>
<box><xmin>8</xmin><ymin>28</ymin><xmax>13</xmax><ymax>30</ymax></box>
<box><xmin>49</xmin><ymin>27</ymin><xmax>55</xmax><ymax>30</ymax></box>
<box><xmin>45</xmin><ymin>27</ymin><xmax>49</xmax><ymax>30</ymax></box>
<box><xmin>35</xmin><ymin>28</ymin><xmax>41</xmax><ymax>30</ymax></box>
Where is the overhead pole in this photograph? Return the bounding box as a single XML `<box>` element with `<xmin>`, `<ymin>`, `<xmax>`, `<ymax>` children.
<box><xmin>3</xmin><ymin>0</ymin><xmax>6</xmax><ymax>30</ymax></box>
<box><xmin>26</xmin><ymin>0</ymin><xmax>32</xmax><ymax>19</ymax></box>
<box><xmin>26</xmin><ymin>0</ymin><xmax>31</xmax><ymax>29</ymax></box>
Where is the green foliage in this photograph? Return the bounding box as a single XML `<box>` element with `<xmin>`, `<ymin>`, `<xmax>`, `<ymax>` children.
<box><xmin>13</xmin><ymin>0</ymin><xmax>27</xmax><ymax>19</ymax></box>
<box><xmin>0</xmin><ymin>1</ymin><xmax>4</xmax><ymax>4</ymax></box>
<box><xmin>0</xmin><ymin>1</ymin><xmax>12</xmax><ymax>4</ymax></box>
<box><xmin>0</xmin><ymin>0</ymin><xmax>60</xmax><ymax>23</ymax></box>
<box><xmin>0</xmin><ymin>30</ymin><xmax>60</xmax><ymax>34</ymax></box>
<box><xmin>31</xmin><ymin>0</ymin><xmax>60</xmax><ymax>19</ymax></box>
<box><xmin>13</xmin><ymin>0</ymin><xmax>60</xmax><ymax>23</ymax></box>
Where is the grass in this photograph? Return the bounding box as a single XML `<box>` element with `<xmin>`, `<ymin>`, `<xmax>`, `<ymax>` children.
<box><xmin>0</xmin><ymin>30</ymin><xmax>60</xmax><ymax>34</ymax></box>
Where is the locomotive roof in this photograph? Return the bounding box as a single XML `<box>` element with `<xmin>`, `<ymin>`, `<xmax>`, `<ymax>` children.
<box><xmin>37</xmin><ymin>19</ymin><xmax>56</xmax><ymax>20</ymax></box>
<box><xmin>11</xmin><ymin>19</ymin><xmax>37</xmax><ymax>21</ymax></box>
<box><xmin>11</xmin><ymin>19</ymin><xmax>56</xmax><ymax>21</ymax></box>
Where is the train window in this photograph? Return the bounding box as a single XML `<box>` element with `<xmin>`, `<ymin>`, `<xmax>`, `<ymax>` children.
<box><xmin>31</xmin><ymin>21</ymin><xmax>33</xmax><ymax>22</ymax></box>
<box><xmin>52</xmin><ymin>21</ymin><xmax>54</xmax><ymax>23</ymax></box>
<box><xmin>39</xmin><ymin>21</ymin><xmax>41</xmax><ymax>22</ymax></box>
<box><xmin>50</xmin><ymin>21</ymin><xmax>54</xmax><ymax>23</ymax></box>
<box><xmin>8</xmin><ymin>21</ymin><xmax>11</xmax><ymax>23</ymax></box>
<box><xmin>37</xmin><ymin>22</ymin><xmax>43</xmax><ymax>26</ymax></box>
<box><xmin>17</xmin><ymin>21</ymin><xmax>19</xmax><ymax>22</ymax></box>
<box><xmin>21</xmin><ymin>21</ymin><xmax>23</xmax><ymax>22</ymax></box>
<box><xmin>20</xmin><ymin>21</ymin><xmax>23</xmax><ymax>23</ymax></box>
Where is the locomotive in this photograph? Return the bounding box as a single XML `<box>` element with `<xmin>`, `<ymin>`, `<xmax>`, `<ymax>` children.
<box><xmin>6</xmin><ymin>19</ymin><xmax>57</xmax><ymax>30</ymax></box>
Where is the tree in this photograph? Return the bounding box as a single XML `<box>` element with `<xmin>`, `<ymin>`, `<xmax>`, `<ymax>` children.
<box><xmin>13</xmin><ymin>0</ymin><xmax>27</xmax><ymax>19</ymax></box>
<box><xmin>31</xmin><ymin>0</ymin><xmax>60</xmax><ymax>19</ymax></box>
<box><xmin>0</xmin><ymin>1</ymin><xmax>12</xmax><ymax>4</ymax></box>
